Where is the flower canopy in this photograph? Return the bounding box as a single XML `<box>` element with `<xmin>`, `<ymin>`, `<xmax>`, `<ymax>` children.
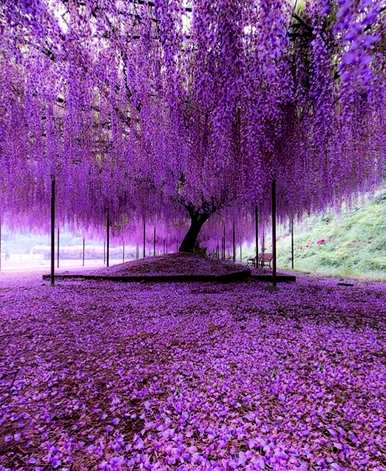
<box><xmin>0</xmin><ymin>0</ymin><xmax>384</xmax><ymax>245</ymax></box>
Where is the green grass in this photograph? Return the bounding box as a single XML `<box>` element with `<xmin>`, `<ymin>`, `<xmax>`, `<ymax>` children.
<box><xmin>277</xmin><ymin>190</ymin><xmax>386</xmax><ymax>281</ymax></box>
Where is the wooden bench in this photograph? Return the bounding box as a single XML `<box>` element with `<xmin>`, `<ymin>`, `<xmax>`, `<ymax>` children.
<box><xmin>259</xmin><ymin>253</ymin><xmax>273</xmax><ymax>268</ymax></box>
<box><xmin>247</xmin><ymin>253</ymin><xmax>273</xmax><ymax>268</ymax></box>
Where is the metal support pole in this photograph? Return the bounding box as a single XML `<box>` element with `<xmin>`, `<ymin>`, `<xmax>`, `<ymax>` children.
<box><xmin>224</xmin><ymin>224</ymin><xmax>226</xmax><ymax>259</ymax></box>
<box><xmin>136</xmin><ymin>243</ymin><xmax>139</xmax><ymax>259</ymax></box>
<box><xmin>153</xmin><ymin>226</ymin><xmax>156</xmax><ymax>256</ymax></box>
<box><xmin>291</xmin><ymin>218</ymin><xmax>294</xmax><ymax>270</ymax></box>
<box><xmin>143</xmin><ymin>217</ymin><xmax>146</xmax><ymax>258</ymax></box>
<box><xmin>50</xmin><ymin>175</ymin><xmax>56</xmax><ymax>286</ymax></box>
<box><xmin>255</xmin><ymin>206</ymin><xmax>259</xmax><ymax>268</ymax></box>
<box><xmin>103</xmin><ymin>241</ymin><xmax>106</xmax><ymax>265</ymax></box>
<box><xmin>122</xmin><ymin>243</ymin><xmax>125</xmax><ymax>263</ymax></box>
<box><xmin>82</xmin><ymin>237</ymin><xmax>85</xmax><ymax>266</ymax></box>
<box><xmin>272</xmin><ymin>179</ymin><xmax>277</xmax><ymax>287</ymax></box>
<box><xmin>106</xmin><ymin>210</ymin><xmax>110</xmax><ymax>267</ymax></box>
<box><xmin>232</xmin><ymin>220</ymin><xmax>236</xmax><ymax>262</ymax></box>
<box><xmin>0</xmin><ymin>216</ymin><xmax>2</xmax><ymax>272</ymax></box>
<box><xmin>222</xmin><ymin>224</ymin><xmax>226</xmax><ymax>259</ymax></box>
<box><xmin>57</xmin><ymin>227</ymin><xmax>60</xmax><ymax>268</ymax></box>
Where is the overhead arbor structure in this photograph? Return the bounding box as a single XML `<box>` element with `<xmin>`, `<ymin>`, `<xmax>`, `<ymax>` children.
<box><xmin>0</xmin><ymin>0</ymin><xmax>384</xmax><ymax>252</ymax></box>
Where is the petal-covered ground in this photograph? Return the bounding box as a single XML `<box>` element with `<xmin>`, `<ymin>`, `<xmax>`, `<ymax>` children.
<box><xmin>0</xmin><ymin>273</ymin><xmax>385</xmax><ymax>470</ymax></box>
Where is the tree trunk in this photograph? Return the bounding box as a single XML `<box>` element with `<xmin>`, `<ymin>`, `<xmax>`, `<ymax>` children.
<box><xmin>179</xmin><ymin>212</ymin><xmax>210</xmax><ymax>253</ymax></box>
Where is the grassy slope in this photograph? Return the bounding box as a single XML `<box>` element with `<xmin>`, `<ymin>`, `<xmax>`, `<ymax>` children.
<box><xmin>277</xmin><ymin>191</ymin><xmax>386</xmax><ymax>280</ymax></box>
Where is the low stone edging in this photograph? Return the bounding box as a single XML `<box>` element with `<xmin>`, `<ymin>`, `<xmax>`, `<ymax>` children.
<box><xmin>42</xmin><ymin>269</ymin><xmax>297</xmax><ymax>283</ymax></box>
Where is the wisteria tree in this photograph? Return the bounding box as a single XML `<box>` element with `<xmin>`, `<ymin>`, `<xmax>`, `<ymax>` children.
<box><xmin>0</xmin><ymin>0</ymin><xmax>384</xmax><ymax>251</ymax></box>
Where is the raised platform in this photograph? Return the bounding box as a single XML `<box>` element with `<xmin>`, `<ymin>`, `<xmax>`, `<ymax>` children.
<box><xmin>42</xmin><ymin>270</ymin><xmax>297</xmax><ymax>283</ymax></box>
<box><xmin>42</xmin><ymin>254</ymin><xmax>296</xmax><ymax>284</ymax></box>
